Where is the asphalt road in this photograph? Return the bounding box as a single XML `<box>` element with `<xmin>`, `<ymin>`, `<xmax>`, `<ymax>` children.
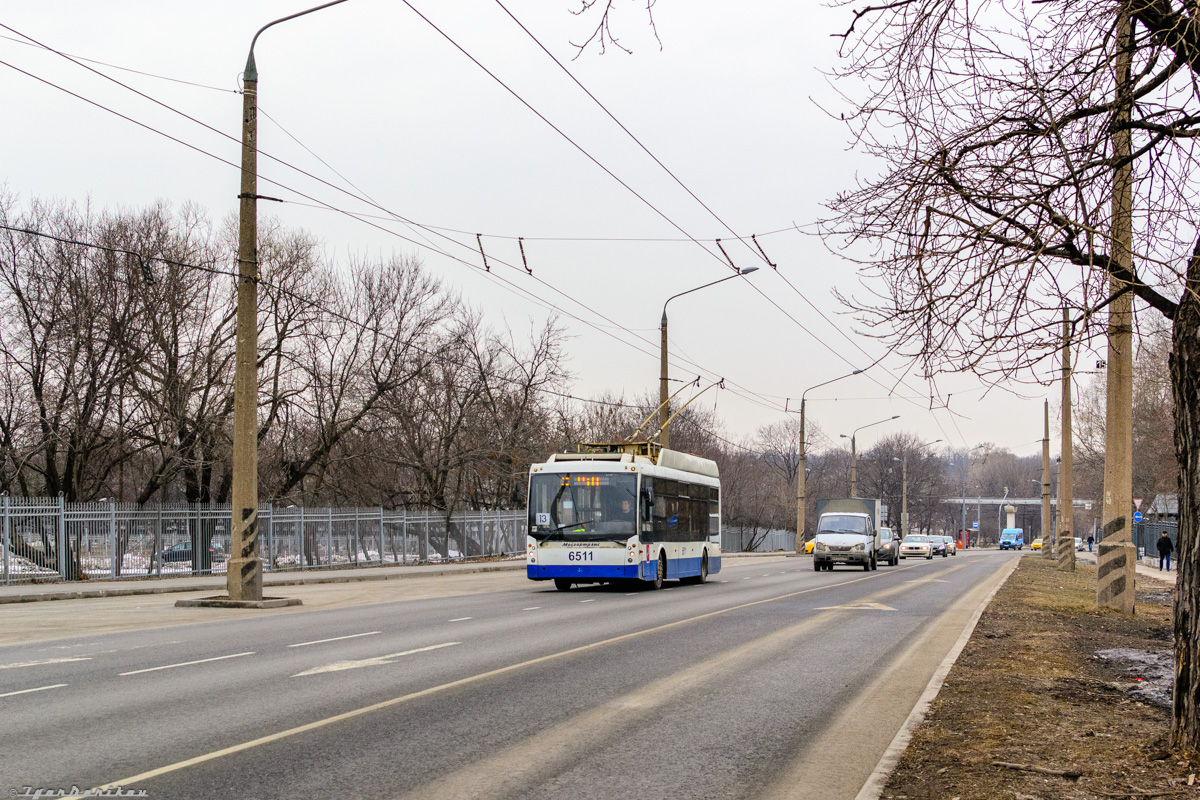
<box><xmin>0</xmin><ymin>550</ymin><xmax>1018</xmax><ymax>800</ymax></box>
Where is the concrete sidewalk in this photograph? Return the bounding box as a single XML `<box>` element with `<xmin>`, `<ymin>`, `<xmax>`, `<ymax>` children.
<box><xmin>0</xmin><ymin>551</ymin><xmax>790</xmax><ymax>604</ymax></box>
<box><xmin>1072</xmin><ymin>549</ymin><xmax>1177</xmax><ymax>585</ymax></box>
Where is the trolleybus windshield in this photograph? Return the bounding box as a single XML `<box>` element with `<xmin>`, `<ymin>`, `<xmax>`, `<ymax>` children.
<box><xmin>528</xmin><ymin>473</ymin><xmax>637</xmax><ymax>541</ymax></box>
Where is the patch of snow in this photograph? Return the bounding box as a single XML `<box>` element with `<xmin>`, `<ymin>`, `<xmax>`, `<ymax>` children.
<box><xmin>1096</xmin><ymin>647</ymin><xmax>1173</xmax><ymax>707</ymax></box>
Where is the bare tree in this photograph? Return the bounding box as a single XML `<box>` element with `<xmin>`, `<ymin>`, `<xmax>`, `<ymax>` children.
<box><xmin>822</xmin><ymin>0</ymin><xmax>1200</xmax><ymax>747</ymax></box>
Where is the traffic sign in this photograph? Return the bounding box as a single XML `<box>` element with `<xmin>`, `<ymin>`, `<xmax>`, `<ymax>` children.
<box><xmin>972</xmin><ymin>521</ymin><xmax>979</xmax><ymax>530</ymax></box>
<box><xmin>1134</xmin><ymin>498</ymin><xmax>1143</xmax><ymax>511</ymax></box>
<box><xmin>1134</xmin><ymin>511</ymin><xmax>1143</xmax><ymax>523</ymax></box>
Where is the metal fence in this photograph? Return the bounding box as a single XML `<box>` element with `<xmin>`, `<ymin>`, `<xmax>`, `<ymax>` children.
<box><xmin>0</xmin><ymin>496</ymin><xmax>527</xmax><ymax>585</ymax></box>
<box><xmin>723</xmin><ymin>527</ymin><xmax>795</xmax><ymax>553</ymax></box>
<box><xmin>1133</xmin><ymin>520</ymin><xmax>1178</xmax><ymax>566</ymax></box>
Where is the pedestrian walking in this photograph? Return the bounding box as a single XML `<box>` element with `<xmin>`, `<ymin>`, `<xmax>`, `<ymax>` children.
<box><xmin>1157</xmin><ymin>531</ymin><xmax>1174</xmax><ymax>571</ymax></box>
<box><xmin>1087</xmin><ymin>534</ymin><xmax>1094</xmax><ymax>552</ymax></box>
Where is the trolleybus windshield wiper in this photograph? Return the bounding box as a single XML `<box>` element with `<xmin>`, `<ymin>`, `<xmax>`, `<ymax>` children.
<box><xmin>555</xmin><ymin>516</ymin><xmax>598</xmax><ymax>532</ymax></box>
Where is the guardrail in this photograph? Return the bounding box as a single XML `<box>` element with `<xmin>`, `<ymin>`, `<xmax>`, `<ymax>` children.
<box><xmin>1</xmin><ymin>496</ymin><xmax>527</xmax><ymax>584</ymax></box>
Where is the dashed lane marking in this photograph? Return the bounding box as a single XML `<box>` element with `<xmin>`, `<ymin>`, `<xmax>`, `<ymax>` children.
<box><xmin>0</xmin><ymin>657</ymin><xmax>92</xmax><ymax>670</ymax></box>
<box><xmin>0</xmin><ymin>683</ymin><xmax>67</xmax><ymax>698</ymax></box>
<box><xmin>289</xmin><ymin>632</ymin><xmax>380</xmax><ymax>648</ymax></box>
<box><xmin>120</xmin><ymin>652</ymin><xmax>255</xmax><ymax>677</ymax></box>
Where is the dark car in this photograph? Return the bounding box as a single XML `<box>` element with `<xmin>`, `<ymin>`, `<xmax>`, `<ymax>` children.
<box><xmin>877</xmin><ymin>527</ymin><xmax>900</xmax><ymax>566</ymax></box>
<box><xmin>159</xmin><ymin>541</ymin><xmax>225</xmax><ymax>564</ymax></box>
<box><xmin>929</xmin><ymin>536</ymin><xmax>949</xmax><ymax>557</ymax></box>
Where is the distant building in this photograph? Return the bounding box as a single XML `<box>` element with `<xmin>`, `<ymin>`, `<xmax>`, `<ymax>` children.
<box><xmin>1147</xmin><ymin>494</ymin><xmax>1178</xmax><ymax>521</ymax></box>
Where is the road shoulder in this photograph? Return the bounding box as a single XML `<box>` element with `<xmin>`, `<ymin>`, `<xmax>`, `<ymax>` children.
<box><xmin>877</xmin><ymin>555</ymin><xmax>1187</xmax><ymax>799</ymax></box>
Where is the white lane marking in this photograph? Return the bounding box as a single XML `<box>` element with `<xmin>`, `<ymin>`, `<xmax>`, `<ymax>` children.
<box><xmin>742</xmin><ymin>577</ymin><xmax>751</xmax><ymax>580</ymax></box>
<box><xmin>579</xmin><ymin>599</ymin><xmax>596</xmax><ymax>603</ymax></box>
<box><xmin>624</xmin><ymin>593</ymin><xmax>637</xmax><ymax>596</ymax></box>
<box><xmin>289</xmin><ymin>632</ymin><xmax>380</xmax><ymax>648</ymax></box>
<box><xmin>70</xmin><ymin>566</ymin><xmax>914</xmax><ymax>794</ymax></box>
<box><xmin>522</xmin><ymin>607</ymin><xmax>542</xmax><ymax>611</ymax></box>
<box><xmin>815</xmin><ymin>602</ymin><xmax>896</xmax><ymax>611</ymax></box>
<box><xmin>905</xmin><ymin>579</ymin><xmax>947</xmax><ymax>584</ymax></box>
<box><xmin>0</xmin><ymin>683</ymin><xmax>68</xmax><ymax>698</ymax></box>
<box><xmin>292</xmin><ymin>642</ymin><xmax>460</xmax><ymax>677</ymax></box>
<box><xmin>0</xmin><ymin>657</ymin><xmax>92</xmax><ymax>670</ymax></box>
<box><xmin>448</xmin><ymin>617</ymin><xmax>472</xmax><ymax>622</ymax></box>
<box><xmin>120</xmin><ymin>652</ymin><xmax>255</xmax><ymax>676</ymax></box>
<box><xmin>716</xmin><ymin>580</ymin><xmax>729</xmax><ymax>583</ymax></box>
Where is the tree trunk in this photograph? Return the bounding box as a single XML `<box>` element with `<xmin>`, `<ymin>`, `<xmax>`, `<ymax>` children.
<box><xmin>1171</xmin><ymin>249</ymin><xmax>1200</xmax><ymax>750</ymax></box>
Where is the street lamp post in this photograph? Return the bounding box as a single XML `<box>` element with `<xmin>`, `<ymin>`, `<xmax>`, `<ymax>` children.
<box><xmin>229</xmin><ymin>0</ymin><xmax>350</xmax><ymax>603</ymax></box>
<box><xmin>658</xmin><ymin>266</ymin><xmax>758</xmax><ymax>449</ymax></box>
<box><xmin>897</xmin><ymin>438</ymin><xmax>941</xmax><ymax>537</ymax></box>
<box><xmin>997</xmin><ymin>486</ymin><xmax>1009</xmax><ymax>542</ymax></box>
<box><xmin>794</xmin><ymin>370</ymin><xmax>863</xmax><ymax>553</ymax></box>
<box><xmin>953</xmin><ymin>445</ymin><xmax>984</xmax><ymax>547</ymax></box>
<box><xmin>840</xmin><ymin>415</ymin><xmax>900</xmax><ymax>498</ymax></box>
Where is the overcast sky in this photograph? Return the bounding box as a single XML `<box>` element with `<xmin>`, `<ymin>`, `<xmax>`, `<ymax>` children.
<box><xmin>1</xmin><ymin>0</ymin><xmax>1076</xmax><ymax>460</ymax></box>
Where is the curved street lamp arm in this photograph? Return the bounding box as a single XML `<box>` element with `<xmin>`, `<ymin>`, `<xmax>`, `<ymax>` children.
<box><xmin>246</xmin><ymin>0</ymin><xmax>352</xmax><ymax>79</ymax></box>
<box><xmin>850</xmin><ymin>414</ymin><xmax>900</xmax><ymax>438</ymax></box>
<box><xmin>661</xmin><ymin>268</ymin><xmax>756</xmax><ymax>322</ymax></box>
<box><xmin>801</xmin><ymin>368</ymin><xmax>864</xmax><ymax>403</ymax></box>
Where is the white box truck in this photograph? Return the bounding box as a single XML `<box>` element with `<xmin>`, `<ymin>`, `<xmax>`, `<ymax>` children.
<box><xmin>812</xmin><ymin>498</ymin><xmax>883</xmax><ymax>571</ymax></box>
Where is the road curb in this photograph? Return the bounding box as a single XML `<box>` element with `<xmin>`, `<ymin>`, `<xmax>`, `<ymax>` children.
<box><xmin>0</xmin><ymin>562</ymin><xmax>526</xmax><ymax>604</ymax></box>
<box><xmin>0</xmin><ymin>551</ymin><xmax>783</xmax><ymax>604</ymax></box>
<box><xmin>854</xmin><ymin>555</ymin><xmax>1021</xmax><ymax>800</ymax></box>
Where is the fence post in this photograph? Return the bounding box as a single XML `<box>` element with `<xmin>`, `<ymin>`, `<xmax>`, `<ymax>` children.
<box><xmin>400</xmin><ymin>508</ymin><xmax>407</xmax><ymax>565</ymax></box>
<box><xmin>3</xmin><ymin>493</ymin><xmax>9</xmax><ymax>585</ymax></box>
<box><xmin>110</xmin><ymin>499</ymin><xmax>118</xmax><ymax>579</ymax></box>
<box><xmin>155</xmin><ymin>503</ymin><xmax>162</xmax><ymax>578</ymax></box>
<box><xmin>264</xmin><ymin>503</ymin><xmax>273</xmax><ymax>573</ymax></box>
<box><xmin>423</xmin><ymin>510</ymin><xmax>430</xmax><ymax>563</ymax></box>
<box><xmin>353</xmin><ymin>507</ymin><xmax>360</xmax><ymax>565</ymax></box>
<box><xmin>327</xmin><ymin>507</ymin><xmax>334</xmax><ymax>567</ymax></box>
<box><xmin>57</xmin><ymin>493</ymin><xmax>66</xmax><ymax>581</ymax></box>
<box><xmin>300</xmin><ymin>506</ymin><xmax>306</xmax><ymax>570</ymax></box>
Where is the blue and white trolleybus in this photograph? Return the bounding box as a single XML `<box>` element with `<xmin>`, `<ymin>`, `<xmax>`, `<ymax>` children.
<box><xmin>526</xmin><ymin>442</ymin><xmax>721</xmax><ymax>590</ymax></box>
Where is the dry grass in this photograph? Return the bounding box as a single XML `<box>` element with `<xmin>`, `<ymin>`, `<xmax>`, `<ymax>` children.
<box><xmin>882</xmin><ymin>556</ymin><xmax>1189</xmax><ymax>800</ymax></box>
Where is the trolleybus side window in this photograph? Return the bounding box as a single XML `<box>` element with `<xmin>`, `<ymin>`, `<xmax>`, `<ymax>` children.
<box><xmin>650</xmin><ymin>478</ymin><xmax>713</xmax><ymax>542</ymax></box>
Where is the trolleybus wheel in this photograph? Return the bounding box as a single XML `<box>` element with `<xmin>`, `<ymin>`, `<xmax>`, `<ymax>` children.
<box><xmin>553</xmin><ymin>578</ymin><xmax>573</xmax><ymax>591</ymax></box>
<box><xmin>651</xmin><ymin>551</ymin><xmax>666</xmax><ymax>590</ymax></box>
<box><xmin>697</xmin><ymin>552</ymin><xmax>709</xmax><ymax>584</ymax></box>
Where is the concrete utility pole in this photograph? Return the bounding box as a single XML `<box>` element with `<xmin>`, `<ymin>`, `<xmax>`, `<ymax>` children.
<box><xmin>229</xmin><ymin>0</ymin><xmax>351</xmax><ymax>604</ymax></box>
<box><xmin>1042</xmin><ymin>400</ymin><xmax>1053</xmax><ymax>560</ymax></box>
<box><xmin>1058</xmin><ymin>309</ymin><xmax>1076</xmax><ymax>572</ymax></box>
<box><xmin>842</xmin><ymin>415</ymin><xmax>899</xmax><ymax>499</ymax></box>
<box><xmin>230</xmin><ymin>43</ymin><xmax>262</xmax><ymax>604</ymax></box>
<box><xmin>659</xmin><ymin>267</ymin><xmax>757</xmax><ymax>450</ymax></box>
<box><xmin>1098</xmin><ymin>10</ymin><xmax>1137</xmax><ymax>613</ymax></box>
<box><xmin>794</xmin><ymin>370</ymin><xmax>863</xmax><ymax>554</ymax></box>
<box><xmin>659</xmin><ymin>313</ymin><xmax>669</xmax><ymax>450</ymax></box>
